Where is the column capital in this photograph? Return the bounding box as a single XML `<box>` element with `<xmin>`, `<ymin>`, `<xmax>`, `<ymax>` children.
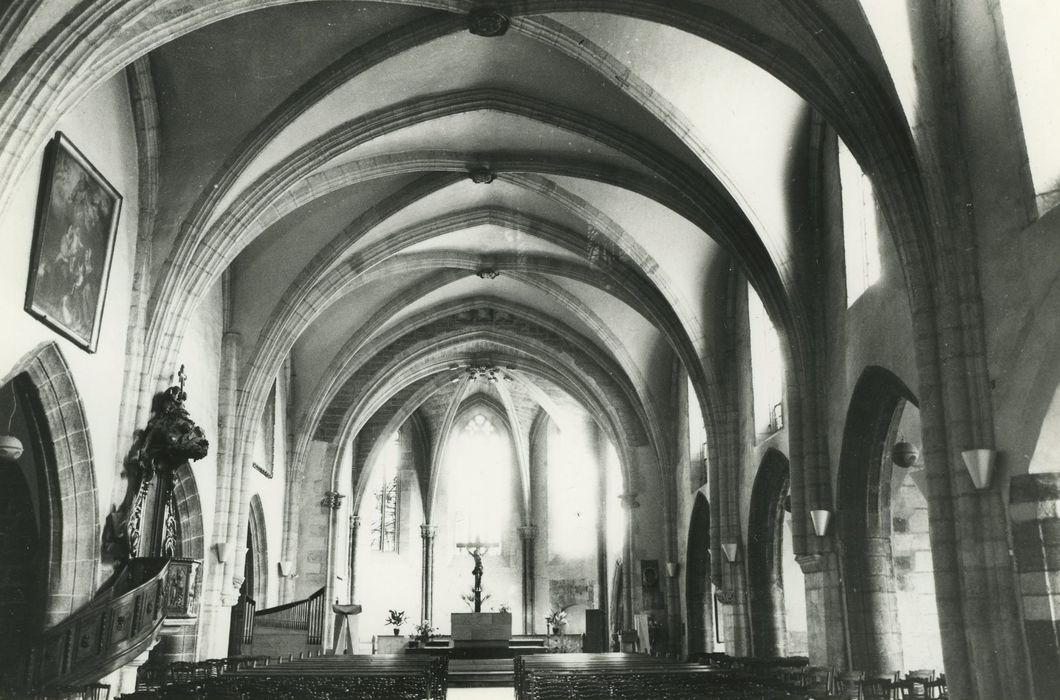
<box><xmin>420</xmin><ymin>523</ymin><xmax>438</xmax><ymax>539</ymax></box>
<box><xmin>518</xmin><ymin>525</ymin><xmax>538</xmax><ymax>540</ymax></box>
<box><xmin>321</xmin><ymin>490</ymin><xmax>345</xmax><ymax>510</ymax></box>
<box><xmin>350</xmin><ymin>514</ymin><xmax>361</xmax><ymax>528</ymax></box>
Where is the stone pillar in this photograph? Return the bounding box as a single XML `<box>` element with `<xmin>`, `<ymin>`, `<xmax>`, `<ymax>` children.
<box><xmin>719</xmin><ymin>548</ymin><xmax>751</xmax><ymax>656</ymax></box>
<box><xmin>420</xmin><ymin>524</ymin><xmax>437</xmax><ymax>624</ymax></box>
<box><xmin>664</xmin><ymin>562</ymin><xmax>682</xmax><ymax>655</ymax></box>
<box><xmin>321</xmin><ymin>489</ymin><xmax>345</xmax><ymax>651</ymax></box>
<box><xmin>595</xmin><ymin>427</ymin><xmax>609</xmax><ymax>633</ymax></box>
<box><xmin>519</xmin><ymin>525</ymin><xmax>537</xmax><ymax>634</ymax></box>
<box><xmin>619</xmin><ymin>493</ymin><xmax>639</xmax><ymax>630</ymax></box>
<box><xmin>1010</xmin><ymin>473</ymin><xmax>1060</xmax><ymax>700</ymax></box>
<box><xmin>841</xmin><ymin>535</ymin><xmax>903</xmax><ymax>673</ymax></box>
<box><xmin>797</xmin><ymin>550</ymin><xmax>848</xmax><ymax>668</ymax></box>
<box><xmin>197</xmin><ymin>332</ymin><xmax>241</xmax><ymax>659</ymax></box>
<box><xmin>348</xmin><ymin>515</ymin><xmax>360</xmax><ymax>602</ymax></box>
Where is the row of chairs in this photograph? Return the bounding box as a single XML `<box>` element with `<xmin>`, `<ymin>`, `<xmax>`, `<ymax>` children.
<box><xmin>692</xmin><ymin>654</ymin><xmax>946</xmax><ymax>699</ymax></box>
<box><xmin>722</xmin><ymin>665</ymin><xmax>946</xmax><ymax>700</ymax></box>
<box><xmin>137</xmin><ymin>653</ymin><xmax>307</xmax><ymax>690</ymax></box>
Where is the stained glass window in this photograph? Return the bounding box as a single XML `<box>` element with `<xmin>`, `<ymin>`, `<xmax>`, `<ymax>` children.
<box><xmin>369</xmin><ymin>434</ymin><xmax>400</xmax><ymax>552</ymax></box>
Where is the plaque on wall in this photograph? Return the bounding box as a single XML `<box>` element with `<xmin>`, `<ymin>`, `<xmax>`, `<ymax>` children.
<box><xmin>640</xmin><ymin>559</ymin><xmax>664</xmax><ymax>609</ymax></box>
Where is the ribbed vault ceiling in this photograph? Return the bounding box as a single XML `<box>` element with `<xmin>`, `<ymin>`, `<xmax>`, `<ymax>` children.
<box><xmin>137</xmin><ymin>1</ymin><xmax>875</xmax><ymax>494</ymax></box>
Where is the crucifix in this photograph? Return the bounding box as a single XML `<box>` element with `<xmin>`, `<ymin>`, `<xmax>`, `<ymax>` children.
<box><xmin>456</xmin><ymin>540</ymin><xmax>500</xmax><ymax>612</ymax></box>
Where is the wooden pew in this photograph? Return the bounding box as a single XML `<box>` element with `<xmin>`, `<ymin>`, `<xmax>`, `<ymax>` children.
<box><xmin>515</xmin><ymin>653</ymin><xmax>809</xmax><ymax>700</ymax></box>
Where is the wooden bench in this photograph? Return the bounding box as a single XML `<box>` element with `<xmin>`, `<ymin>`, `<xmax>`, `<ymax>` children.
<box><xmin>515</xmin><ymin>653</ymin><xmax>808</xmax><ymax>700</ymax></box>
<box><xmin>128</xmin><ymin>653</ymin><xmax>446</xmax><ymax>700</ymax></box>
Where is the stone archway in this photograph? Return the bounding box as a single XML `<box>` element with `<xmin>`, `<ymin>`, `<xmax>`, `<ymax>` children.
<box><xmin>685</xmin><ymin>493</ymin><xmax>712</xmax><ymax>655</ymax></box>
<box><xmin>247</xmin><ymin>494</ymin><xmax>268</xmax><ymax>605</ymax></box>
<box><xmin>747</xmin><ymin>449</ymin><xmax>802</xmax><ymax>658</ymax></box>
<box><xmin>1</xmin><ymin>342</ymin><xmax>100</xmax><ymax>627</ymax></box>
<box><xmin>837</xmin><ymin>366</ymin><xmax>916</xmax><ymax>672</ymax></box>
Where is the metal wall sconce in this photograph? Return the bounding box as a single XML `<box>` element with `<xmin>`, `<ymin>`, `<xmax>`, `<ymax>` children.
<box><xmin>721</xmin><ymin>543</ymin><xmax>739</xmax><ymax>562</ymax></box>
<box><xmin>962</xmin><ymin>449</ymin><xmax>997</xmax><ymax>490</ymax></box>
<box><xmin>810</xmin><ymin>509</ymin><xmax>832</xmax><ymax>537</ymax></box>
<box><xmin>665</xmin><ymin>562</ymin><xmax>679</xmax><ymax>578</ymax></box>
<box><xmin>213</xmin><ymin>541</ymin><xmax>234</xmax><ymax>564</ymax></box>
<box><xmin>279</xmin><ymin>560</ymin><xmax>296</xmax><ymax>577</ymax></box>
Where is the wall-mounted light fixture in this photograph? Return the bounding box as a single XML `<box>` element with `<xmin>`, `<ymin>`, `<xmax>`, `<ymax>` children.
<box><xmin>665</xmin><ymin>562</ymin><xmax>679</xmax><ymax>578</ymax></box>
<box><xmin>213</xmin><ymin>541</ymin><xmax>234</xmax><ymax>564</ymax></box>
<box><xmin>0</xmin><ymin>384</ymin><xmax>23</xmax><ymax>462</ymax></box>
<box><xmin>891</xmin><ymin>439</ymin><xmax>920</xmax><ymax>468</ymax></box>
<box><xmin>279</xmin><ymin>560</ymin><xmax>296</xmax><ymax>577</ymax></box>
<box><xmin>721</xmin><ymin>543</ymin><xmax>739</xmax><ymax>563</ymax></box>
<box><xmin>810</xmin><ymin>509</ymin><xmax>832</xmax><ymax>537</ymax></box>
<box><xmin>962</xmin><ymin>449</ymin><xmax>997</xmax><ymax>490</ymax></box>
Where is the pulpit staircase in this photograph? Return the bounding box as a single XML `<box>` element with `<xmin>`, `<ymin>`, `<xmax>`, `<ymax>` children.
<box><xmin>15</xmin><ymin>558</ymin><xmax>200</xmax><ymax>697</ymax></box>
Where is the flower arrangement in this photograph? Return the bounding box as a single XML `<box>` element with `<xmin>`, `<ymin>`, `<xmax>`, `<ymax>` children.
<box><xmin>545</xmin><ymin>609</ymin><xmax>568</xmax><ymax>632</ymax></box>
<box><xmin>497</xmin><ymin>603</ymin><xmax>511</xmax><ymax>614</ymax></box>
<box><xmin>385</xmin><ymin>609</ymin><xmax>407</xmax><ymax>635</ymax></box>
<box><xmin>414</xmin><ymin>620</ymin><xmax>437</xmax><ymax>644</ymax></box>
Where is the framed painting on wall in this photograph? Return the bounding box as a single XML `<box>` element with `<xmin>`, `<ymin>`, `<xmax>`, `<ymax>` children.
<box><xmin>25</xmin><ymin>132</ymin><xmax>122</xmax><ymax>352</ymax></box>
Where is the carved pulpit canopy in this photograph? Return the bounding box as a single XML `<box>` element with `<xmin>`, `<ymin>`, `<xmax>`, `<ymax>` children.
<box><xmin>105</xmin><ymin>366</ymin><xmax>210</xmax><ymax>562</ymax></box>
<box><xmin>139</xmin><ymin>366</ymin><xmax>210</xmax><ymax>474</ymax></box>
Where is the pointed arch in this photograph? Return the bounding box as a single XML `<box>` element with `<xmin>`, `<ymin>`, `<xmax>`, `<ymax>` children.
<box><xmin>747</xmin><ymin>448</ymin><xmax>790</xmax><ymax>657</ymax></box>
<box><xmin>686</xmin><ymin>492</ymin><xmax>712</xmax><ymax>655</ymax></box>
<box><xmin>1</xmin><ymin>342</ymin><xmax>100</xmax><ymax>626</ymax></box>
<box><xmin>837</xmin><ymin>366</ymin><xmax>918</xmax><ymax>672</ymax></box>
<box><xmin>247</xmin><ymin>494</ymin><xmax>268</xmax><ymax>604</ymax></box>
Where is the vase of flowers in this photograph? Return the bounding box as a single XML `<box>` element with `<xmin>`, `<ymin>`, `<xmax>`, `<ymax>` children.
<box><xmin>414</xmin><ymin>620</ymin><xmax>437</xmax><ymax>645</ymax></box>
<box><xmin>545</xmin><ymin>609</ymin><xmax>568</xmax><ymax>636</ymax></box>
<box><xmin>385</xmin><ymin>609</ymin><xmax>407</xmax><ymax>636</ymax></box>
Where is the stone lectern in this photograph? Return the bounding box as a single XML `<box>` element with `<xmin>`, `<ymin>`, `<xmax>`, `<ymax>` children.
<box><xmin>331</xmin><ymin>602</ymin><xmax>362</xmax><ymax>654</ymax></box>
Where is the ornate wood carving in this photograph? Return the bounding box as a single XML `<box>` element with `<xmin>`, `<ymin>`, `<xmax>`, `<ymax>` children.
<box><xmin>105</xmin><ymin>367</ymin><xmax>209</xmax><ymax>561</ymax></box>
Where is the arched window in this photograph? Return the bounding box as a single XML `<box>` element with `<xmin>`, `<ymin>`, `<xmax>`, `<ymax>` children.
<box><xmin>748</xmin><ymin>284</ymin><xmax>784</xmax><ymax>437</ymax></box>
<box><xmin>687</xmin><ymin>375</ymin><xmax>708</xmax><ymax>487</ymax></box>
<box><xmin>367</xmin><ymin>433</ymin><xmax>400</xmax><ymax>552</ymax></box>
<box><xmin>839</xmin><ymin>138</ymin><xmax>882</xmax><ymax>306</ymax></box>
<box><xmin>448</xmin><ymin>413</ymin><xmax>513</xmax><ymax>550</ymax></box>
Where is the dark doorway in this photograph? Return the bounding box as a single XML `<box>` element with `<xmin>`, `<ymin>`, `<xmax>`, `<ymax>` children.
<box><xmin>0</xmin><ymin>378</ymin><xmax>49</xmax><ymax>684</ymax></box>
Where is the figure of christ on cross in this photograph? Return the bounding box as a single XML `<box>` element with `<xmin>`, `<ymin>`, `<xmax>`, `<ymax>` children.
<box><xmin>456</xmin><ymin>540</ymin><xmax>500</xmax><ymax>612</ymax></box>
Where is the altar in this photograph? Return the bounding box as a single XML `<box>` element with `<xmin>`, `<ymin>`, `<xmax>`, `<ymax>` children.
<box><xmin>451</xmin><ymin>611</ymin><xmax>512</xmax><ymax>647</ymax></box>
